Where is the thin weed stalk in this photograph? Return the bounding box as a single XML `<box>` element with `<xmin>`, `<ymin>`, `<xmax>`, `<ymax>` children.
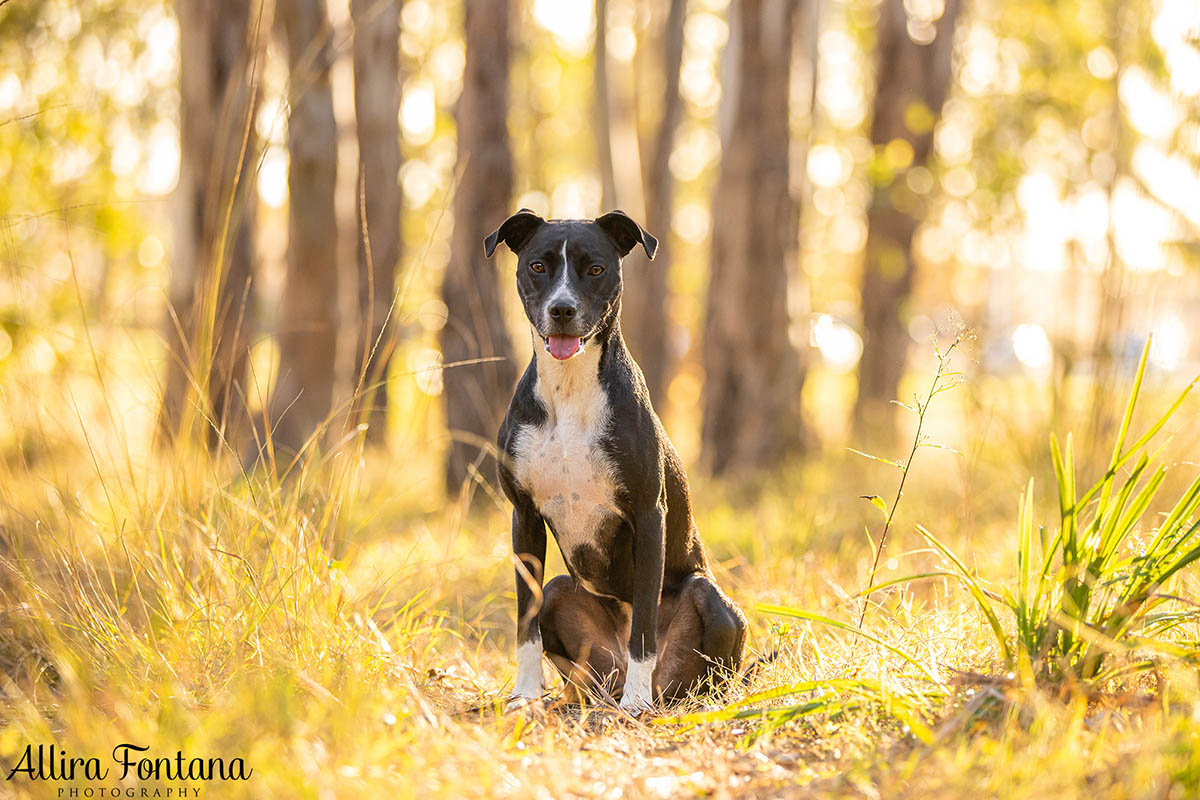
<box><xmin>856</xmin><ymin>330</ymin><xmax>966</xmax><ymax>627</ymax></box>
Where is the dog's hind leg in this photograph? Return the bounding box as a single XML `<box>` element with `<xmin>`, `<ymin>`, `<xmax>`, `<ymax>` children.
<box><xmin>539</xmin><ymin>575</ymin><xmax>632</xmax><ymax>704</ymax></box>
<box><xmin>653</xmin><ymin>573</ymin><xmax>746</xmax><ymax>704</ymax></box>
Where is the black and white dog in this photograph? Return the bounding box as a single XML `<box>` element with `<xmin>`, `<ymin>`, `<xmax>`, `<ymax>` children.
<box><xmin>485</xmin><ymin>209</ymin><xmax>746</xmax><ymax>713</ymax></box>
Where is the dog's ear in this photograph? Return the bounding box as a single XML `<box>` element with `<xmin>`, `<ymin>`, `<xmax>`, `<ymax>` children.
<box><xmin>484</xmin><ymin>209</ymin><xmax>545</xmax><ymax>258</ymax></box>
<box><xmin>595</xmin><ymin>210</ymin><xmax>657</xmax><ymax>260</ymax></box>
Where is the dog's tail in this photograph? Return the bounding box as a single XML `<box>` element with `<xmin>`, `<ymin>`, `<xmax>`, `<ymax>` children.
<box><xmin>739</xmin><ymin>650</ymin><xmax>780</xmax><ymax>687</ymax></box>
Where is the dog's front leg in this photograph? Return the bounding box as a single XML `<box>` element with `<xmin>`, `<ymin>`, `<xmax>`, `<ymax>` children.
<box><xmin>509</xmin><ymin>501</ymin><xmax>547</xmax><ymax>708</ymax></box>
<box><xmin>620</xmin><ymin>503</ymin><xmax>666</xmax><ymax>714</ymax></box>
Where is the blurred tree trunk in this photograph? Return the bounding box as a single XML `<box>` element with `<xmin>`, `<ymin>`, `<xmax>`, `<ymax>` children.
<box><xmin>1086</xmin><ymin>1</ymin><xmax>1130</xmax><ymax>460</ymax></box>
<box><xmin>161</xmin><ymin>0</ymin><xmax>260</xmax><ymax>449</ymax></box>
<box><xmin>270</xmin><ymin>0</ymin><xmax>340</xmax><ymax>459</ymax></box>
<box><xmin>701</xmin><ymin>0</ymin><xmax>804</xmax><ymax>476</ymax></box>
<box><xmin>620</xmin><ymin>0</ymin><xmax>687</xmax><ymax>409</ymax></box>
<box><xmin>350</xmin><ymin>0</ymin><xmax>401</xmax><ymax>444</ymax></box>
<box><xmin>593</xmin><ymin>0</ymin><xmax>618</xmax><ymax>211</ymax></box>
<box><xmin>441</xmin><ymin>0</ymin><xmax>518</xmax><ymax>494</ymax></box>
<box><xmin>852</xmin><ymin>0</ymin><xmax>961</xmax><ymax>439</ymax></box>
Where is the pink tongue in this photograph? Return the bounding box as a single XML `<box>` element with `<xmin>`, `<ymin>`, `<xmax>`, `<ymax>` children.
<box><xmin>547</xmin><ymin>335</ymin><xmax>581</xmax><ymax>360</ymax></box>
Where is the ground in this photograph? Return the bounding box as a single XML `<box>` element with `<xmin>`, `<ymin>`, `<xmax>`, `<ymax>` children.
<box><xmin>2</xmin><ymin>364</ymin><xmax>1200</xmax><ymax>799</ymax></box>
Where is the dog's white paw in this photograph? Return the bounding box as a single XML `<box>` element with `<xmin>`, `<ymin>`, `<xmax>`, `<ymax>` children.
<box><xmin>619</xmin><ymin>655</ymin><xmax>656</xmax><ymax>716</ymax></box>
<box><xmin>507</xmin><ymin>639</ymin><xmax>544</xmax><ymax>712</ymax></box>
<box><xmin>504</xmin><ymin>693</ymin><xmax>543</xmax><ymax>713</ymax></box>
<box><xmin>617</xmin><ymin>692</ymin><xmax>653</xmax><ymax>716</ymax></box>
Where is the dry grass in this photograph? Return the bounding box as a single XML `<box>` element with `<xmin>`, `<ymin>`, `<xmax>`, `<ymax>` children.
<box><xmin>2</xmin><ymin>336</ymin><xmax>1200</xmax><ymax>800</ymax></box>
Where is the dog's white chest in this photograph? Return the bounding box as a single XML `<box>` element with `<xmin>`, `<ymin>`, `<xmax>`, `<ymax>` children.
<box><xmin>511</xmin><ymin>346</ymin><xmax>620</xmax><ymax>562</ymax></box>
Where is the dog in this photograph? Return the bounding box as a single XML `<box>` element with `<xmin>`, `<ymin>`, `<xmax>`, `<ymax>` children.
<box><xmin>484</xmin><ymin>209</ymin><xmax>746</xmax><ymax>713</ymax></box>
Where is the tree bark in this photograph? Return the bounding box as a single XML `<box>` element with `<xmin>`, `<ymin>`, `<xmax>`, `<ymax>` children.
<box><xmin>441</xmin><ymin>0</ymin><xmax>519</xmax><ymax>494</ymax></box>
<box><xmin>270</xmin><ymin>0</ymin><xmax>340</xmax><ymax>459</ymax></box>
<box><xmin>350</xmin><ymin>0</ymin><xmax>402</xmax><ymax>443</ymax></box>
<box><xmin>593</xmin><ymin>0</ymin><xmax>618</xmax><ymax>211</ymax></box>
<box><xmin>701</xmin><ymin>0</ymin><xmax>804</xmax><ymax>476</ymax></box>
<box><xmin>620</xmin><ymin>0</ymin><xmax>687</xmax><ymax>409</ymax></box>
<box><xmin>161</xmin><ymin>0</ymin><xmax>260</xmax><ymax>449</ymax></box>
<box><xmin>1086</xmin><ymin>0</ymin><xmax>1130</xmax><ymax>462</ymax></box>
<box><xmin>852</xmin><ymin>0</ymin><xmax>961</xmax><ymax>439</ymax></box>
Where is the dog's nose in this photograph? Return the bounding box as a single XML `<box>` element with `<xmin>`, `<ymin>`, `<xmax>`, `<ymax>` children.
<box><xmin>548</xmin><ymin>304</ymin><xmax>577</xmax><ymax>321</ymax></box>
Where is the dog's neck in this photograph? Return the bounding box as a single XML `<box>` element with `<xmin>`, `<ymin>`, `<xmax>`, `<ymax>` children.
<box><xmin>531</xmin><ymin>305</ymin><xmax>624</xmax><ymax>418</ymax></box>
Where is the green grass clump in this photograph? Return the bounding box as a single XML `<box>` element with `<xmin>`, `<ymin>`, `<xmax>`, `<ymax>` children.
<box><xmin>705</xmin><ymin>337</ymin><xmax>1200</xmax><ymax>750</ymax></box>
<box><xmin>919</xmin><ymin>337</ymin><xmax>1200</xmax><ymax>687</ymax></box>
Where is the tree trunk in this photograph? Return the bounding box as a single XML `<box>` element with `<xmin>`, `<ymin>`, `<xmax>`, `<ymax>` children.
<box><xmin>270</xmin><ymin>0</ymin><xmax>340</xmax><ymax>459</ymax></box>
<box><xmin>1086</xmin><ymin>0</ymin><xmax>1130</xmax><ymax>463</ymax></box>
<box><xmin>852</xmin><ymin>0</ymin><xmax>961</xmax><ymax>439</ymax></box>
<box><xmin>620</xmin><ymin>0</ymin><xmax>687</xmax><ymax>409</ymax></box>
<box><xmin>701</xmin><ymin>0</ymin><xmax>804</xmax><ymax>476</ymax></box>
<box><xmin>350</xmin><ymin>0</ymin><xmax>401</xmax><ymax>443</ymax></box>
<box><xmin>593</xmin><ymin>0</ymin><xmax>618</xmax><ymax>211</ymax></box>
<box><xmin>161</xmin><ymin>0</ymin><xmax>260</xmax><ymax>449</ymax></box>
<box><xmin>441</xmin><ymin>0</ymin><xmax>519</xmax><ymax>494</ymax></box>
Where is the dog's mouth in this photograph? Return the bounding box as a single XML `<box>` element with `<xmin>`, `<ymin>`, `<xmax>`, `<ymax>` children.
<box><xmin>543</xmin><ymin>334</ymin><xmax>585</xmax><ymax>360</ymax></box>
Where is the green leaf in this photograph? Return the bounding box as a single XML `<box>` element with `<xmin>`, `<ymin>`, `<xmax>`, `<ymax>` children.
<box><xmin>1100</xmin><ymin>337</ymin><xmax>1152</xmax><ymax>511</ymax></box>
<box><xmin>1070</xmin><ymin>368</ymin><xmax>1198</xmax><ymax>520</ymax></box>
<box><xmin>917</xmin><ymin>442</ymin><xmax>963</xmax><ymax>456</ymax></box>
<box><xmin>861</xmin><ymin>494</ymin><xmax>888</xmax><ymax>518</ymax></box>
<box><xmin>853</xmin><ymin>571</ymin><xmax>958</xmax><ymax>596</ymax></box>
<box><xmin>847</xmin><ymin>448</ymin><xmax>904</xmax><ymax>469</ymax></box>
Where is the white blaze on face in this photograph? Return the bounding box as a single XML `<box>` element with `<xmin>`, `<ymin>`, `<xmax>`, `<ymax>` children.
<box><xmin>512</xmin><ymin>637</ymin><xmax>545</xmax><ymax>699</ymax></box>
<box><xmin>543</xmin><ymin>238</ymin><xmax>577</xmax><ymax>325</ymax></box>
<box><xmin>619</xmin><ymin>654</ymin><xmax>656</xmax><ymax>712</ymax></box>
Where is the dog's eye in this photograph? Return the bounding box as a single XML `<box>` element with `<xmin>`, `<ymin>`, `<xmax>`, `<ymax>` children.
<box><xmin>529</xmin><ymin>261</ymin><xmax>546</xmax><ymax>274</ymax></box>
<box><xmin>588</xmin><ymin>265</ymin><xmax>605</xmax><ymax>276</ymax></box>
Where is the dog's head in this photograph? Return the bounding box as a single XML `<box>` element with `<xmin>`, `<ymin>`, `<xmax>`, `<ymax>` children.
<box><xmin>484</xmin><ymin>210</ymin><xmax>657</xmax><ymax>360</ymax></box>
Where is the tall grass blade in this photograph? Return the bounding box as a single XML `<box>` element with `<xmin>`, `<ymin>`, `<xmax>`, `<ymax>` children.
<box><xmin>914</xmin><ymin>525</ymin><xmax>1011</xmax><ymax>666</ymax></box>
<box><xmin>756</xmin><ymin>604</ymin><xmax>949</xmax><ymax>689</ymax></box>
<box><xmin>1095</xmin><ymin>337</ymin><xmax>1151</xmax><ymax>517</ymax></box>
